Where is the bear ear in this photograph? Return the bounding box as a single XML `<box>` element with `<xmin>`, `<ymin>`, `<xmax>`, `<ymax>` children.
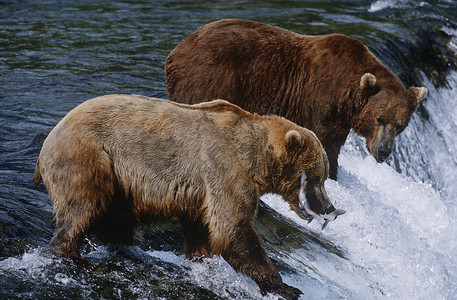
<box><xmin>285</xmin><ymin>130</ymin><xmax>303</xmax><ymax>150</ymax></box>
<box><xmin>360</xmin><ymin>73</ymin><xmax>380</xmax><ymax>96</ymax></box>
<box><xmin>356</xmin><ymin>73</ymin><xmax>380</xmax><ymax>110</ymax></box>
<box><xmin>409</xmin><ymin>86</ymin><xmax>428</xmax><ymax>105</ymax></box>
<box><xmin>360</xmin><ymin>73</ymin><xmax>379</xmax><ymax>95</ymax></box>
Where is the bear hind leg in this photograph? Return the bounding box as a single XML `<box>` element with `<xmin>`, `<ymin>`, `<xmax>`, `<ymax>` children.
<box><xmin>46</xmin><ymin>211</ymin><xmax>96</xmax><ymax>270</ymax></box>
<box><xmin>39</xmin><ymin>138</ymin><xmax>121</xmax><ymax>269</ymax></box>
<box><xmin>46</xmin><ymin>151</ymin><xmax>117</xmax><ymax>269</ymax></box>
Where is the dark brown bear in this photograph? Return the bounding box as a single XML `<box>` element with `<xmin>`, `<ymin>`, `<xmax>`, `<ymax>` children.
<box><xmin>34</xmin><ymin>94</ymin><xmax>341</xmax><ymax>300</ymax></box>
<box><xmin>165</xmin><ymin>18</ymin><xmax>428</xmax><ymax>180</ymax></box>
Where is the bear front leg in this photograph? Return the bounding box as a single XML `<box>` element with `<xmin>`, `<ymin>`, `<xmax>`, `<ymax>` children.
<box><xmin>328</xmin><ymin>152</ymin><xmax>339</xmax><ymax>181</ymax></box>
<box><xmin>321</xmin><ymin>142</ymin><xmax>339</xmax><ymax>180</ymax></box>
<box><xmin>222</xmin><ymin>222</ymin><xmax>302</xmax><ymax>300</ymax></box>
<box><xmin>323</xmin><ymin>136</ymin><xmax>347</xmax><ymax>181</ymax></box>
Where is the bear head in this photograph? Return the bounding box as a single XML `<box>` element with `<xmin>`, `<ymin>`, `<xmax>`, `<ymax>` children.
<box><xmin>353</xmin><ymin>73</ymin><xmax>427</xmax><ymax>163</ymax></box>
<box><xmin>274</xmin><ymin>127</ymin><xmax>336</xmax><ymax>218</ymax></box>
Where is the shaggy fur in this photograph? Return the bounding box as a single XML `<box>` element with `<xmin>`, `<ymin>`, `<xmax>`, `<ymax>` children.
<box><xmin>165</xmin><ymin>19</ymin><xmax>428</xmax><ymax>179</ymax></box>
<box><xmin>34</xmin><ymin>94</ymin><xmax>335</xmax><ymax>300</ymax></box>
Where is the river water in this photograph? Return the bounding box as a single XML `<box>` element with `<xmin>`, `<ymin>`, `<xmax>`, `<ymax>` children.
<box><xmin>1</xmin><ymin>0</ymin><xmax>456</xmax><ymax>299</ymax></box>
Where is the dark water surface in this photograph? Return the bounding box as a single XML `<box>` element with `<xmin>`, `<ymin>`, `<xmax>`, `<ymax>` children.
<box><xmin>1</xmin><ymin>0</ymin><xmax>457</xmax><ymax>299</ymax></box>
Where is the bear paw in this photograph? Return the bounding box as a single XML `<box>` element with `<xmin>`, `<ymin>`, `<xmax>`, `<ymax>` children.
<box><xmin>259</xmin><ymin>281</ymin><xmax>302</xmax><ymax>300</ymax></box>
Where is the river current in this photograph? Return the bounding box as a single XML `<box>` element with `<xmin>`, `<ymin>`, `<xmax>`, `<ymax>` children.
<box><xmin>1</xmin><ymin>0</ymin><xmax>456</xmax><ymax>299</ymax></box>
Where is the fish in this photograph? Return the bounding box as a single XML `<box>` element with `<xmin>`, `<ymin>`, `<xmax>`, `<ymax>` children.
<box><xmin>320</xmin><ymin>208</ymin><xmax>346</xmax><ymax>230</ymax></box>
<box><xmin>298</xmin><ymin>170</ymin><xmax>345</xmax><ymax>230</ymax></box>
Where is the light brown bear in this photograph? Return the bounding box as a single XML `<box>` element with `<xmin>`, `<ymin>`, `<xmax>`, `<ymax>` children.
<box><xmin>165</xmin><ymin>18</ymin><xmax>428</xmax><ymax>180</ymax></box>
<box><xmin>34</xmin><ymin>94</ymin><xmax>341</xmax><ymax>300</ymax></box>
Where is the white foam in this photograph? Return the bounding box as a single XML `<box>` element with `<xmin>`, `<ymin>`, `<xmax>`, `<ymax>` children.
<box><xmin>54</xmin><ymin>272</ymin><xmax>78</xmax><ymax>285</ymax></box>
<box><xmin>261</xmin><ymin>125</ymin><xmax>456</xmax><ymax>298</ymax></box>
<box><xmin>0</xmin><ymin>248</ymin><xmax>55</xmax><ymax>275</ymax></box>
<box><xmin>146</xmin><ymin>249</ymin><xmax>184</xmax><ymax>265</ymax></box>
<box><xmin>421</xmin><ymin>71</ymin><xmax>457</xmax><ymax>199</ymax></box>
<box><xmin>368</xmin><ymin>0</ymin><xmax>394</xmax><ymax>12</ymax></box>
<box><xmin>262</xmin><ymin>67</ymin><xmax>457</xmax><ymax>299</ymax></box>
<box><xmin>146</xmin><ymin>250</ymin><xmax>270</xmax><ymax>299</ymax></box>
<box><xmin>368</xmin><ymin>0</ymin><xmax>429</xmax><ymax>12</ymax></box>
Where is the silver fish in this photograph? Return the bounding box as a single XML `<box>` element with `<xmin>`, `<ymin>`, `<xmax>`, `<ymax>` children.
<box><xmin>298</xmin><ymin>170</ymin><xmax>345</xmax><ymax>230</ymax></box>
<box><xmin>320</xmin><ymin>208</ymin><xmax>346</xmax><ymax>229</ymax></box>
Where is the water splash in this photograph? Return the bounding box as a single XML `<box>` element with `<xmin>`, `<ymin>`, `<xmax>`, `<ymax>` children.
<box><xmin>368</xmin><ymin>0</ymin><xmax>429</xmax><ymax>12</ymax></box>
<box><xmin>262</xmin><ymin>147</ymin><xmax>454</xmax><ymax>299</ymax></box>
<box><xmin>261</xmin><ymin>66</ymin><xmax>457</xmax><ymax>297</ymax></box>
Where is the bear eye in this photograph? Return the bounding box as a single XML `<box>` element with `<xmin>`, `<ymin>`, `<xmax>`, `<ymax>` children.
<box><xmin>377</xmin><ymin>118</ymin><xmax>385</xmax><ymax>125</ymax></box>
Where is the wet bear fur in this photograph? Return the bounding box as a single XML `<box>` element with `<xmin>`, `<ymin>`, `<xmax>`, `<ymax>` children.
<box><xmin>34</xmin><ymin>94</ymin><xmax>335</xmax><ymax>300</ymax></box>
<box><xmin>166</xmin><ymin>18</ymin><xmax>428</xmax><ymax>179</ymax></box>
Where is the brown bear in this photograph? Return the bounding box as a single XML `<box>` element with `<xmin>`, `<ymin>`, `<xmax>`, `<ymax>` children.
<box><xmin>34</xmin><ymin>94</ymin><xmax>342</xmax><ymax>300</ymax></box>
<box><xmin>165</xmin><ymin>18</ymin><xmax>428</xmax><ymax>180</ymax></box>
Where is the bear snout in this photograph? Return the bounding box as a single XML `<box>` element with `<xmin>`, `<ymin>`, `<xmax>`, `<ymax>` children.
<box><xmin>377</xmin><ymin>145</ymin><xmax>392</xmax><ymax>162</ymax></box>
<box><xmin>307</xmin><ymin>184</ymin><xmax>334</xmax><ymax>215</ymax></box>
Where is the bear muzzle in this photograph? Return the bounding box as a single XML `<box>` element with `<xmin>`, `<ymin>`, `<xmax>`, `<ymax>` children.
<box><xmin>297</xmin><ymin>170</ymin><xmax>345</xmax><ymax>229</ymax></box>
<box><xmin>377</xmin><ymin>145</ymin><xmax>392</xmax><ymax>162</ymax></box>
<box><xmin>370</xmin><ymin>126</ymin><xmax>395</xmax><ymax>163</ymax></box>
